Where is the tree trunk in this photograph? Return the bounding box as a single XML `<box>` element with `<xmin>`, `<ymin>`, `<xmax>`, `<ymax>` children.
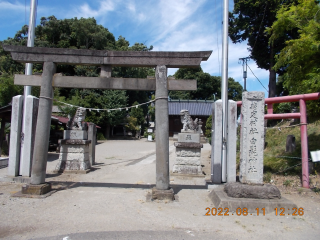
<box><xmin>105</xmin><ymin>124</ymin><xmax>110</xmax><ymax>139</ymax></box>
<box><xmin>269</xmin><ymin>44</ymin><xmax>277</xmax><ymax>98</ymax></box>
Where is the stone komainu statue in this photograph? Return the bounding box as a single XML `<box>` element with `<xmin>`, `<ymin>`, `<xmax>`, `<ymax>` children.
<box><xmin>67</xmin><ymin>107</ymin><xmax>87</xmax><ymax>130</ymax></box>
<box><xmin>180</xmin><ymin>109</ymin><xmax>199</xmax><ymax>132</ymax></box>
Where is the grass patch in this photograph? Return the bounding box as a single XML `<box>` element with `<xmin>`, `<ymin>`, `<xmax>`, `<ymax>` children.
<box><xmin>263</xmin><ymin>118</ymin><xmax>320</xmax><ymax>175</ymax></box>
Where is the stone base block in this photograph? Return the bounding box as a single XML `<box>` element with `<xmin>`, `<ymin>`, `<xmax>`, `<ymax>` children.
<box><xmin>172</xmin><ymin>165</ymin><xmax>202</xmax><ymax>175</ymax></box>
<box><xmin>178</xmin><ymin>133</ymin><xmax>200</xmax><ymax>143</ymax></box>
<box><xmin>21</xmin><ymin>183</ymin><xmax>52</xmax><ymax>195</ymax></box>
<box><xmin>175</xmin><ymin>157</ymin><xmax>200</xmax><ymax>165</ymax></box>
<box><xmin>151</xmin><ymin>187</ymin><xmax>175</xmax><ymax>201</ymax></box>
<box><xmin>224</xmin><ymin>182</ymin><xmax>281</xmax><ymax>199</ymax></box>
<box><xmin>58</xmin><ymin>152</ymin><xmax>89</xmax><ymax>161</ymax></box>
<box><xmin>64</xmin><ymin>130</ymin><xmax>88</xmax><ymax>140</ymax></box>
<box><xmin>209</xmin><ymin>185</ymin><xmax>297</xmax><ymax>214</ymax></box>
<box><xmin>60</xmin><ymin>145</ymin><xmax>89</xmax><ymax>153</ymax></box>
<box><xmin>54</xmin><ymin>160</ymin><xmax>91</xmax><ymax>173</ymax></box>
<box><xmin>176</xmin><ymin>148</ymin><xmax>201</xmax><ymax>157</ymax></box>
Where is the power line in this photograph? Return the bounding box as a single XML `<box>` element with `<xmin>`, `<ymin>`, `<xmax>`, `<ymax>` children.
<box><xmin>247</xmin><ymin>64</ymin><xmax>268</xmax><ymax>92</ymax></box>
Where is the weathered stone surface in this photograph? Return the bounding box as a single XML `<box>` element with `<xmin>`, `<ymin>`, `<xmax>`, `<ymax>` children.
<box><xmin>211</xmin><ymin>100</ymin><xmax>237</xmax><ymax>183</ymax></box>
<box><xmin>155</xmin><ymin>65</ymin><xmax>169</xmax><ymax>190</ymax></box>
<box><xmin>63</xmin><ymin>130</ymin><xmax>88</xmax><ymax>140</ymax></box>
<box><xmin>31</xmin><ymin>62</ymin><xmax>56</xmax><ymax>185</ymax></box>
<box><xmin>151</xmin><ymin>187</ymin><xmax>174</xmax><ymax>201</ymax></box>
<box><xmin>21</xmin><ymin>182</ymin><xmax>51</xmax><ymax>195</ymax></box>
<box><xmin>240</xmin><ymin>91</ymin><xmax>265</xmax><ymax>184</ymax></box>
<box><xmin>14</xmin><ymin>74</ymin><xmax>197</xmax><ymax>91</ymax></box>
<box><xmin>175</xmin><ymin>157</ymin><xmax>200</xmax><ymax>165</ymax></box>
<box><xmin>209</xmin><ymin>185</ymin><xmax>296</xmax><ymax>214</ymax></box>
<box><xmin>20</xmin><ymin>96</ymin><xmax>38</xmax><ymax>177</ymax></box>
<box><xmin>227</xmin><ymin>100</ymin><xmax>237</xmax><ymax>183</ymax></box>
<box><xmin>55</xmin><ymin>160</ymin><xmax>90</xmax><ymax>171</ymax></box>
<box><xmin>224</xmin><ymin>182</ymin><xmax>281</xmax><ymax>199</ymax></box>
<box><xmin>178</xmin><ymin>133</ymin><xmax>200</xmax><ymax>143</ymax></box>
<box><xmin>58</xmin><ymin>152</ymin><xmax>89</xmax><ymax>161</ymax></box>
<box><xmin>172</xmin><ymin>165</ymin><xmax>202</xmax><ymax>175</ymax></box>
<box><xmin>4</xmin><ymin>45</ymin><xmax>212</xmax><ymax>67</ymax></box>
<box><xmin>211</xmin><ymin>100</ymin><xmax>222</xmax><ymax>183</ymax></box>
<box><xmin>174</xmin><ymin>142</ymin><xmax>203</xmax><ymax>148</ymax></box>
<box><xmin>88</xmin><ymin>123</ymin><xmax>96</xmax><ymax>166</ymax></box>
<box><xmin>59</xmin><ymin>139</ymin><xmax>91</xmax><ymax>145</ymax></box>
<box><xmin>8</xmin><ymin>95</ymin><xmax>23</xmax><ymax>177</ymax></box>
<box><xmin>176</xmin><ymin>148</ymin><xmax>201</xmax><ymax>157</ymax></box>
<box><xmin>60</xmin><ymin>145</ymin><xmax>89</xmax><ymax>153</ymax></box>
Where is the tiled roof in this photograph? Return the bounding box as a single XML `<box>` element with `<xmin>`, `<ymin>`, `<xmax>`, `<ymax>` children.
<box><xmin>168</xmin><ymin>100</ymin><xmax>214</xmax><ymax>116</ymax></box>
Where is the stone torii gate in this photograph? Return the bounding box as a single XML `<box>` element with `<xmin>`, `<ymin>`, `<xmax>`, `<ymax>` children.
<box><xmin>3</xmin><ymin>45</ymin><xmax>212</xmax><ymax>199</ymax></box>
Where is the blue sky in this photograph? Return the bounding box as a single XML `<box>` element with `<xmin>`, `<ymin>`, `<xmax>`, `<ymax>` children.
<box><xmin>0</xmin><ymin>0</ymin><xmax>270</xmax><ymax>97</ymax></box>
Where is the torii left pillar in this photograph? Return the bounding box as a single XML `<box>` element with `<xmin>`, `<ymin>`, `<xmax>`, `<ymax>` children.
<box><xmin>152</xmin><ymin>65</ymin><xmax>174</xmax><ymax>200</ymax></box>
<box><xmin>22</xmin><ymin>62</ymin><xmax>56</xmax><ymax>195</ymax></box>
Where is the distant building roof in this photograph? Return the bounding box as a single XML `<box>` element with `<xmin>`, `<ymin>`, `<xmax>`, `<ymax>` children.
<box><xmin>168</xmin><ymin>100</ymin><xmax>214</xmax><ymax>116</ymax></box>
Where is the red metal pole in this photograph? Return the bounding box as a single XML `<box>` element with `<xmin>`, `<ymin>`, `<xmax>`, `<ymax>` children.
<box><xmin>299</xmin><ymin>99</ymin><xmax>309</xmax><ymax>188</ymax></box>
<box><xmin>265</xmin><ymin>113</ymin><xmax>301</xmax><ymax>119</ymax></box>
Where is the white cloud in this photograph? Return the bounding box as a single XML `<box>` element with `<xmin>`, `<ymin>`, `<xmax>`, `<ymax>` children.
<box><xmin>0</xmin><ymin>0</ymin><xmax>25</xmax><ymax>12</ymax></box>
<box><xmin>70</xmin><ymin>0</ymin><xmax>116</xmax><ymax>19</ymax></box>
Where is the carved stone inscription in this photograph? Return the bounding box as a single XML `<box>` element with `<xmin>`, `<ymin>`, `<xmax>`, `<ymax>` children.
<box><xmin>240</xmin><ymin>92</ymin><xmax>265</xmax><ymax>184</ymax></box>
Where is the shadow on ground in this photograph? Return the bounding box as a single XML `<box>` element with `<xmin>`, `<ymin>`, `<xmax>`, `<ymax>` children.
<box><xmin>50</xmin><ymin>181</ymin><xmax>208</xmax><ymax>194</ymax></box>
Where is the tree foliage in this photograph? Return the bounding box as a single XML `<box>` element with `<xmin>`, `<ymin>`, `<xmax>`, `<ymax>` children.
<box><xmin>169</xmin><ymin>67</ymin><xmax>243</xmax><ymax>101</ymax></box>
<box><xmin>229</xmin><ymin>0</ymin><xmax>298</xmax><ymax>97</ymax></box>
<box><xmin>267</xmin><ymin>0</ymin><xmax>320</xmax><ymax>115</ymax></box>
<box><xmin>0</xmin><ymin>16</ymin><xmax>155</xmax><ymax>135</ymax></box>
<box><xmin>129</xmin><ymin>101</ymin><xmax>145</xmax><ymax>126</ymax></box>
<box><xmin>0</xmin><ymin>74</ymin><xmax>23</xmax><ymax>107</ymax></box>
<box><xmin>267</xmin><ymin>0</ymin><xmax>320</xmax><ymax>94</ymax></box>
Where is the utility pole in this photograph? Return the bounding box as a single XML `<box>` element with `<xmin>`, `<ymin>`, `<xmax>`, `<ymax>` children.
<box><xmin>239</xmin><ymin>57</ymin><xmax>250</xmax><ymax>91</ymax></box>
<box><xmin>221</xmin><ymin>0</ymin><xmax>229</xmax><ymax>183</ymax></box>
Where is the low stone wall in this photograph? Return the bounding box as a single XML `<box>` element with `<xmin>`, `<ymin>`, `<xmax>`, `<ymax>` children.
<box><xmin>0</xmin><ymin>157</ymin><xmax>9</xmax><ymax>168</ymax></box>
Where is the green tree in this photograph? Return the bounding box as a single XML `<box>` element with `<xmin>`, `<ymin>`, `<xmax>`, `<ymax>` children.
<box><xmin>0</xmin><ymin>74</ymin><xmax>23</xmax><ymax>107</ymax></box>
<box><xmin>1</xmin><ymin>16</ymin><xmax>155</xmax><ymax>133</ymax></box>
<box><xmin>130</xmin><ymin>101</ymin><xmax>145</xmax><ymax>126</ymax></box>
<box><xmin>229</xmin><ymin>0</ymin><xmax>298</xmax><ymax>97</ymax></box>
<box><xmin>205</xmin><ymin>115</ymin><xmax>212</xmax><ymax>144</ymax></box>
<box><xmin>56</xmin><ymin>89</ymin><xmax>127</xmax><ymax>138</ymax></box>
<box><xmin>169</xmin><ymin>67</ymin><xmax>243</xmax><ymax>101</ymax></box>
<box><xmin>267</xmin><ymin>0</ymin><xmax>320</xmax><ymax>115</ymax></box>
<box><xmin>267</xmin><ymin>0</ymin><xmax>320</xmax><ymax>93</ymax></box>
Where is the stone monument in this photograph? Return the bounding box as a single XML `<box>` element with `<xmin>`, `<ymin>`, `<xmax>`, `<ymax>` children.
<box><xmin>54</xmin><ymin>107</ymin><xmax>91</xmax><ymax>173</ymax></box>
<box><xmin>172</xmin><ymin>110</ymin><xmax>203</xmax><ymax>175</ymax></box>
<box><xmin>239</xmin><ymin>91</ymin><xmax>265</xmax><ymax>184</ymax></box>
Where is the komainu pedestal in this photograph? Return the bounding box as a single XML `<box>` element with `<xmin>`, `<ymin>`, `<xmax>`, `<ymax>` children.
<box><xmin>54</xmin><ymin>108</ymin><xmax>91</xmax><ymax>173</ymax></box>
<box><xmin>172</xmin><ymin>110</ymin><xmax>203</xmax><ymax>175</ymax></box>
<box><xmin>54</xmin><ymin>139</ymin><xmax>91</xmax><ymax>173</ymax></box>
<box><xmin>172</xmin><ymin>142</ymin><xmax>203</xmax><ymax>174</ymax></box>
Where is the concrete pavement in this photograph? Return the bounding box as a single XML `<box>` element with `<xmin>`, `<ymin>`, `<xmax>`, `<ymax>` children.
<box><xmin>0</xmin><ymin>139</ymin><xmax>319</xmax><ymax>240</ymax></box>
